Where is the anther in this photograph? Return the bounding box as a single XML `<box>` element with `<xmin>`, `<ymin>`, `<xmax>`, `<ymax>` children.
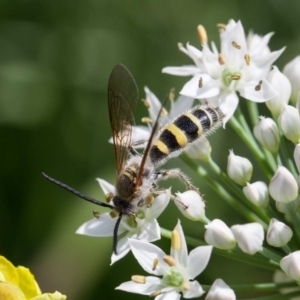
<box><xmin>150</xmin><ymin>290</ymin><xmax>161</xmax><ymax>297</ymax></box>
<box><xmin>197</xmin><ymin>25</ymin><xmax>207</xmax><ymax>44</ymax></box>
<box><xmin>152</xmin><ymin>258</ymin><xmax>159</xmax><ymax>270</ymax></box>
<box><xmin>168</xmin><ymin>88</ymin><xmax>175</xmax><ymax>101</ymax></box>
<box><xmin>255</xmin><ymin>80</ymin><xmax>263</xmax><ymax>91</ymax></box>
<box><xmin>141</xmin><ymin>99</ymin><xmax>150</xmax><ymax>109</ymax></box>
<box><xmin>141</xmin><ymin>117</ymin><xmax>152</xmax><ymax>124</ymax></box>
<box><xmin>171</xmin><ymin>230</ymin><xmax>180</xmax><ymax>250</ymax></box>
<box><xmin>198</xmin><ymin>77</ymin><xmax>203</xmax><ymax>88</ymax></box>
<box><xmin>131</xmin><ymin>275</ymin><xmax>146</xmax><ymax>284</ymax></box>
<box><xmin>183</xmin><ymin>282</ymin><xmax>190</xmax><ymax>290</ymax></box>
<box><xmin>232</xmin><ymin>41</ymin><xmax>241</xmax><ymax>49</ymax></box>
<box><xmin>163</xmin><ymin>255</ymin><xmax>176</xmax><ymax>267</ymax></box>
<box><xmin>216</xmin><ymin>23</ymin><xmax>226</xmax><ymax>31</ymax></box>
<box><xmin>231</xmin><ymin>74</ymin><xmax>241</xmax><ymax>80</ymax></box>
<box><xmin>110</xmin><ymin>211</ymin><xmax>118</xmax><ymax>218</ymax></box>
<box><xmin>93</xmin><ymin>211</ymin><xmax>100</xmax><ymax>218</ymax></box>
<box><xmin>105</xmin><ymin>192</ymin><xmax>113</xmax><ymax>202</ymax></box>
<box><xmin>160</xmin><ymin>107</ymin><xmax>168</xmax><ymax>116</ymax></box>
<box><xmin>218</xmin><ymin>53</ymin><xmax>225</xmax><ymax>65</ymax></box>
<box><xmin>244</xmin><ymin>54</ymin><xmax>250</xmax><ymax>65</ymax></box>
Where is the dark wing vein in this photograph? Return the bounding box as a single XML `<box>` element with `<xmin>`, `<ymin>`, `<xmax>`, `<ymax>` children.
<box><xmin>108</xmin><ymin>64</ymin><xmax>139</xmax><ymax>174</ymax></box>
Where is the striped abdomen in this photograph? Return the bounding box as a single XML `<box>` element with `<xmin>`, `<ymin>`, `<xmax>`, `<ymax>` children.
<box><xmin>149</xmin><ymin>106</ymin><xmax>224</xmax><ymax>164</ymax></box>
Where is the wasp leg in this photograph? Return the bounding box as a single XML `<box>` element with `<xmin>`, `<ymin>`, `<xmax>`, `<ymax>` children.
<box><xmin>129</xmin><ymin>139</ymin><xmax>148</xmax><ymax>156</ymax></box>
<box><xmin>152</xmin><ymin>169</ymin><xmax>199</xmax><ymax>193</ymax></box>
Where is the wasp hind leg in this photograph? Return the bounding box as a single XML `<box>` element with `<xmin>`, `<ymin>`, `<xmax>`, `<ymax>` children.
<box><xmin>152</xmin><ymin>168</ymin><xmax>199</xmax><ymax>193</ymax></box>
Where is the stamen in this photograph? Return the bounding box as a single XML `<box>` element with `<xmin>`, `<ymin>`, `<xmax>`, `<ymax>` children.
<box><xmin>255</xmin><ymin>80</ymin><xmax>263</xmax><ymax>91</ymax></box>
<box><xmin>198</xmin><ymin>77</ymin><xmax>203</xmax><ymax>88</ymax></box>
<box><xmin>93</xmin><ymin>211</ymin><xmax>100</xmax><ymax>218</ymax></box>
<box><xmin>145</xmin><ymin>194</ymin><xmax>154</xmax><ymax>207</ymax></box>
<box><xmin>110</xmin><ymin>211</ymin><xmax>117</xmax><ymax>218</ymax></box>
<box><xmin>152</xmin><ymin>258</ymin><xmax>158</xmax><ymax>270</ymax></box>
<box><xmin>150</xmin><ymin>290</ymin><xmax>161</xmax><ymax>297</ymax></box>
<box><xmin>244</xmin><ymin>54</ymin><xmax>250</xmax><ymax>65</ymax></box>
<box><xmin>197</xmin><ymin>25</ymin><xmax>207</xmax><ymax>44</ymax></box>
<box><xmin>231</xmin><ymin>74</ymin><xmax>241</xmax><ymax>80</ymax></box>
<box><xmin>183</xmin><ymin>282</ymin><xmax>190</xmax><ymax>290</ymax></box>
<box><xmin>163</xmin><ymin>255</ymin><xmax>176</xmax><ymax>267</ymax></box>
<box><xmin>105</xmin><ymin>192</ymin><xmax>113</xmax><ymax>202</ymax></box>
<box><xmin>177</xmin><ymin>42</ymin><xmax>184</xmax><ymax>50</ymax></box>
<box><xmin>218</xmin><ymin>53</ymin><xmax>225</xmax><ymax>65</ymax></box>
<box><xmin>168</xmin><ymin>88</ymin><xmax>175</xmax><ymax>101</ymax></box>
<box><xmin>142</xmin><ymin>99</ymin><xmax>150</xmax><ymax>109</ymax></box>
<box><xmin>216</xmin><ymin>23</ymin><xmax>226</xmax><ymax>31</ymax></box>
<box><xmin>232</xmin><ymin>41</ymin><xmax>241</xmax><ymax>49</ymax></box>
<box><xmin>141</xmin><ymin>117</ymin><xmax>152</xmax><ymax>124</ymax></box>
<box><xmin>131</xmin><ymin>275</ymin><xmax>146</xmax><ymax>284</ymax></box>
<box><xmin>160</xmin><ymin>107</ymin><xmax>168</xmax><ymax>116</ymax></box>
<box><xmin>171</xmin><ymin>230</ymin><xmax>180</xmax><ymax>250</ymax></box>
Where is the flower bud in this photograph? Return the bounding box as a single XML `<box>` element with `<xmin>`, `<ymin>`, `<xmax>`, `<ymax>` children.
<box><xmin>283</xmin><ymin>56</ymin><xmax>300</xmax><ymax>104</ymax></box>
<box><xmin>294</xmin><ymin>144</ymin><xmax>300</xmax><ymax>173</ymax></box>
<box><xmin>266</xmin><ymin>66</ymin><xmax>291</xmax><ymax>115</ymax></box>
<box><xmin>204</xmin><ymin>219</ymin><xmax>236</xmax><ymax>250</ymax></box>
<box><xmin>186</xmin><ymin>138</ymin><xmax>211</xmax><ymax>161</ymax></box>
<box><xmin>243</xmin><ymin>181</ymin><xmax>269</xmax><ymax>208</ymax></box>
<box><xmin>276</xmin><ymin>196</ymin><xmax>300</xmax><ymax>222</ymax></box>
<box><xmin>231</xmin><ymin>223</ymin><xmax>264</xmax><ymax>255</ymax></box>
<box><xmin>227</xmin><ymin>150</ymin><xmax>253</xmax><ymax>186</ymax></box>
<box><xmin>280</xmin><ymin>251</ymin><xmax>300</xmax><ymax>281</ymax></box>
<box><xmin>175</xmin><ymin>190</ymin><xmax>206</xmax><ymax>222</ymax></box>
<box><xmin>205</xmin><ymin>279</ymin><xmax>236</xmax><ymax>300</ymax></box>
<box><xmin>253</xmin><ymin>117</ymin><xmax>280</xmax><ymax>153</ymax></box>
<box><xmin>267</xmin><ymin>218</ymin><xmax>293</xmax><ymax>247</ymax></box>
<box><xmin>278</xmin><ymin>104</ymin><xmax>300</xmax><ymax>144</ymax></box>
<box><xmin>269</xmin><ymin>166</ymin><xmax>298</xmax><ymax>203</ymax></box>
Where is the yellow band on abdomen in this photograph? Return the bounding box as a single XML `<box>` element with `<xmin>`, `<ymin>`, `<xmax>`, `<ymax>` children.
<box><xmin>166</xmin><ymin>123</ymin><xmax>188</xmax><ymax>147</ymax></box>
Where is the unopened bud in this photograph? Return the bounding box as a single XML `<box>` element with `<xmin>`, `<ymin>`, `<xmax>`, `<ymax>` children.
<box><xmin>280</xmin><ymin>251</ymin><xmax>300</xmax><ymax>281</ymax></box>
<box><xmin>267</xmin><ymin>218</ymin><xmax>293</xmax><ymax>247</ymax></box>
<box><xmin>283</xmin><ymin>56</ymin><xmax>300</xmax><ymax>104</ymax></box>
<box><xmin>243</xmin><ymin>181</ymin><xmax>269</xmax><ymax>208</ymax></box>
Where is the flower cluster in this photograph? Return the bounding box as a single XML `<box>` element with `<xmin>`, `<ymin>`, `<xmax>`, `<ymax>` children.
<box><xmin>75</xmin><ymin>20</ymin><xmax>300</xmax><ymax>299</ymax></box>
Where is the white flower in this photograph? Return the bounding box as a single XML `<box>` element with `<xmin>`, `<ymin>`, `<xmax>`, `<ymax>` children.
<box><xmin>163</xmin><ymin>20</ymin><xmax>284</xmax><ymax>124</ymax></box>
<box><xmin>227</xmin><ymin>150</ymin><xmax>253</xmax><ymax>186</ymax></box>
<box><xmin>267</xmin><ymin>218</ymin><xmax>293</xmax><ymax>247</ymax></box>
<box><xmin>280</xmin><ymin>251</ymin><xmax>300</xmax><ymax>282</ymax></box>
<box><xmin>204</xmin><ymin>219</ymin><xmax>236</xmax><ymax>250</ymax></box>
<box><xmin>253</xmin><ymin>117</ymin><xmax>280</xmax><ymax>153</ymax></box>
<box><xmin>294</xmin><ymin>144</ymin><xmax>300</xmax><ymax>173</ymax></box>
<box><xmin>76</xmin><ymin>178</ymin><xmax>170</xmax><ymax>264</ymax></box>
<box><xmin>231</xmin><ymin>223</ymin><xmax>264</xmax><ymax>255</ymax></box>
<box><xmin>265</xmin><ymin>66</ymin><xmax>291</xmax><ymax>116</ymax></box>
<box><xmin>175</xmin><ymin>190</ymin><xmax>207</xmax><ymax>222</ymax></box>
<box><xmin>279</xmin><ymin>104</ymin><xmax>300</xmax><ymax>144</ymax></box>
<box><xmin>269</xmin><ymin>166</ymin><xmax>298</xmax><ymax>203</ymax></box>
<box><xmin>283</xmin><ymin>56</ymin><xmax>300</xmax><ymax>104</ymax></box>
<box><xmin>186</xmin><ymin>137</ymin><xmax>212</xmax><ymax>161</ymax></box>
<box><xmin>116</xmin><ymin>220</ymin><xmax>213</xmax><ymax>299</ymax></box>
<box><xmin>205</xmin><ymin>279</ymin><xmax>236</xmax><ymax>300</ymax></box>
<box><xmin>243</xmin><ymin>181</ymin><xmax>269</xmax><ymax>208</ymax></box>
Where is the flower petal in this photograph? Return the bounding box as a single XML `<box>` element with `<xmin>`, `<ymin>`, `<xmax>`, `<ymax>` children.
<box><xmin>137</xmin><ymin>219</ymin><xmax>161</xmax><ymax>242</ymax></box>
<box><xmin>96</xmin><ymin>178</ymin><xmax>116</xmax><ymax>195</ymax></box>
<box><xmin>218</xmin><ymin>91</ymin><xmax>238</xmax><ymax>125</ymax></box>
<box><xmin>111</xmin><ymin>235</ymin><xmax>131</xmax><ymax>265</ymax></box>
<box><xmin>156</xmin><ymin>290</ymin><xmax>181</xmax><ymax>300</ymax></box>
<box><xmin>76</xmin><ymin>214</ymin><xmax>126</xmax><ymax>237</ymax></box>
<box><xmin>187</xmin><ymin>246</ymin><xmax>213</xmax><ymax>279</ymax></box>
<box><xmin>183</xmin><ymin>280</ymin><xmax>204</xmax><ymax>298</ymax></box>
<box><xmin>129</xmin><ymin>239</ymin><xmax>168</xmax><ymax>276</ymax></box>
<box><xmin>162</xmin><ymin>66</ymin><xmax>200</xmax><ymax>76</ymax></box>
<box><xmin>146</xmin><ymin>190</ymin><xmax>171</xmax><ymax>220</ymax></box>
<box><xmin>169</xmin><ymin>95</ymin><xmax>194</xmax><ymax>120</ymax></box>
<box><xmin>171</xmin><ymin>220</ymin><xmax>188</xmax><ymax>268</ymax></box>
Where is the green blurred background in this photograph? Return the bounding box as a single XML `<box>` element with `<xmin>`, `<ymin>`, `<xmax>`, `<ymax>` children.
<box><xmin>1</xmin><ymin>0</ymin><xmax>300</xmax><ymax>299</ymax></box>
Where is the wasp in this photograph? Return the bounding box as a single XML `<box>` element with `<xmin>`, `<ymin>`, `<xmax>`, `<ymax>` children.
<box><xmin>43</xmin><ymin>64</ymin><xmax>224</xmax><ymax>254</ymax></box>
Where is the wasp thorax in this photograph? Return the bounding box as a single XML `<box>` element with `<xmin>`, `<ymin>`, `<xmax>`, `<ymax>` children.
<box><xmin>116</xmin><ymin>164</ymin><xmax>139</xmax><ymax>200</ymax></box>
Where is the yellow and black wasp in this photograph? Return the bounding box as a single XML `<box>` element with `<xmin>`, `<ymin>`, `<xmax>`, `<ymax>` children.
<box><xmin>43</xmin><ymin>64</ymin><xmax>224</xmax><ymax>254</ymax></box>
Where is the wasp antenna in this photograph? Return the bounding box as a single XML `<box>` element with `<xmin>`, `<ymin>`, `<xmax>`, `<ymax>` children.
<box><xmin>42</xmin><ymin>172</ymin><xmax>114</xmax><ymax>209</ymax></box>
<box><xmin>113</xmin><ymin>212</ymin><xmax>123</xmax><ymax>254</ymax></box>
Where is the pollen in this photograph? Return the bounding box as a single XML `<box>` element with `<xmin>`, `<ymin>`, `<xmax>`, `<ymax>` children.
<box><xmin>141</xmin><ymin>117</ymin><xmax>152</xmax><ymax>124</ymax></box>
<box><xmin>255</xmin><ymin>80</ymin><xmax>263</xmax><ymax>91</ymax></box>
<box><xmin>231</xmin><ymin>74</ymin><xmax>241</xmax><ymax>80</ymax></box>
<box><xmin>232</xmin><ymin>41</ymin><xmax>241</xmax><ymax>49</ymax></box>
<box><xmin>163</xmin><ymin>255</ymin><xmax>176</xmax><ymax>266</ymax></box>
<box><xmin>244</xmin><ymin>54</ymin><xmax>250</xmax><ymax>65</ymax></box>
<box><xmin>131</xmin><ymin>275</ymin><xmax>146</xmax><ymax>284</ymax></box>
<box><xmin>183</xmin><ymin>282</ymin><xmax>190</xmax><ymax>290</ymax></box>
<box><xmin>197</xmin><ymin>25</ymin><xmax>207</xmax><ymax>44</ymax></box>
<box><xmin>152</xmin><ymin>258</ymin><xmax>159</xmax><ymax>270</ymax></box>
<box><xmin>141</xmin><ymin>98</ymin><xmax>150</xmax><ymax>109</ymax></box>
<box><xmin>198</xmin><ymin>77</ymin><xmax>203</xmax><ymax>88</ymax></box>
<box><xmin>171</xmin><ymin>230</ymin><xmax>180</xmax><ymax>250</ymax></box>
<box><xmin>218</xmin><ymin>53</ymin><xmax>225</xmax><ymax>65</ymax></box>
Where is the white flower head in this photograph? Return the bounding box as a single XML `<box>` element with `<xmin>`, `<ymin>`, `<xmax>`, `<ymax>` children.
<box><xmin>116</xmin><ymin>220</ymin><xmax>213</xmax><ymax>299</ymax></box>
<box><xmin>231</xmin><ymin>223</ymin><xmax>264</xmax><ymax>255</ymax></box>
<box><xmin>76</xmin><ymin>178</ymin><xmax>170</xmax><ymax>265</ymax></box>
<box><xmin>205</xmin><ymin>278</ymin><xmax>236</xmax><ymax>300</ymax></box>
<box><xmin>163</xmin><ymin>20</ymin><xmax>284</xmax><ymax>125</ymax></box>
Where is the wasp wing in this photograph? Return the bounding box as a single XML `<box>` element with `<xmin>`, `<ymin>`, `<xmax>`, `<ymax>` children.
<box><xmin>108</xmin><ymin>64</ymin><xmax>139</xmax><ymax>174</ymax></box>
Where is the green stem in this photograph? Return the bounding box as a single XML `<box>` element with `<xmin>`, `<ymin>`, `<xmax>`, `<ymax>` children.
<box><xmin>246</xmin><ymin>100</ymin><xmax>260</xmax><ymax>128</ymax></box>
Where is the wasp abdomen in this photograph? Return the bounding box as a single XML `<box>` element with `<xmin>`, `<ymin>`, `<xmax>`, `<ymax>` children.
<box><xmin>149</xmin><ymin>106</ymin><xmax>224</xmax><ymax>164</ymax></box>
